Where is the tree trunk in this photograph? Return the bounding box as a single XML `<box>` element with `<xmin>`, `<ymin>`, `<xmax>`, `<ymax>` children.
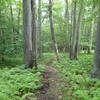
<box><xmin>70</xmin><ymin>0</ymin><xmax>77</xmax><ymax>59</ymax></box>
<box><xmin>69</xmin><ymin>2</ymin><xmax>73</xmax><ymax>57</ymax></box>
<box><xmin>91</xmin><ymin>2</ymin><xmax>100</xmax><ymax>79</ymax></box>
<box><xmin>18</xmin><ymin>8</ymin><xmax>21</xmax><ymax>33</ymax></box>
<box><xmin>31</xmin><ymin>0</ymin><xmax>37</xmax><ymax>67</ymax></box>
<box><xmin>75</xmin><ymin>1</ymin><xmax>83</xmax><ymax>58</ymax></box>
<box><xmin>10</xmin><ymin>2</ymin><xmax>15</xmax><ymax>48</ymax></box>
<box><xmin>65</xmin><ymin>0</ymin><xmax>70</xmax><ymax>52</ymax></box>
<box><xmin>38</xmin><ymin>0</ymin><xmax>42</xmax><ymax>58</ymax></box>
<box><xmin>88</xmin><ymin>21</ymin><xmax>94</xmax><ymax>54</ymax></box>
<box><xmin>23</xmin><ymin>0</ymin><xmax>33</xmax><ymax>68</ymax></box>
<box><xmin>48</xmin><ymin>0</ymin><xmax>59</xmax><ymax>61</ymax></box>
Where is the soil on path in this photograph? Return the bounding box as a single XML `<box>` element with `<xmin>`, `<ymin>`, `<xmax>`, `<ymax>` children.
<box><xmin>37</xmin><ymin>59</ymin><xmax>66</xmax><ymax>100</ymax></box>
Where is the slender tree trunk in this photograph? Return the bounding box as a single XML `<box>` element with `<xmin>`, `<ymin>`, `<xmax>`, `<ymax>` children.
<box><xmin>69</xmin><ymin>2</ymin><xmax>73</xmax><ymax>56</ymax></box>
<box><xmin>15</xmin><ymin>8</ymin><xmax>21</xmax><ymax>55</ymax></box>
<box><xmin>18</xmin><ymin>8</ymin><xmax>21</xmax><ymax>33</ymax></box>
<box><xmin>31</xmin><ymin>0</ymin><xmax>37</xmax><ymax>67</ymax></box>
<box><xmin>38</xmin><ymin>0</ymin><xmax>42</xmax><ymax>57</ymax></box>
<box><xmin>23</xmin><ymin>0</ymin><xmax>33</xmax><ymax>68</ymax></box>
<box><xmin>10</xmin><ymin>2</ymin><xmax>18</xmax><ymax>56</ymax></box>
<box><xmin>91</xmin><ymin>2</ymin><xmax>100</xmax><ymax>79</ymax></box>
<box><xmin>48</xmin><ymin>0</ymin><xmax>59</xmax><ymax>61</ymax></box>
<box><xmin>70</xmin><ymin>0</ymin><xmax>77</xmax><ymax>59</ymax></box>
<box><xmin>0</xmin><ymin>29</ymin><xmax>4</xmax><ymax>61</ymax></box>
<box><xmin>10</xmin><ymin>2</ymin><xmax>14</xmax><ymax>47</ymax></box>
<box><xmin>10</xmin><ymin>2</ymin><xmax>14</xmax><ymax>27</ymax></box>
<box><xmin>65</xmin><ymin>0</ymin><xmax>70</xmax><ymax>52</ymax></box>
<box><xmin>75</xmin><ymin>1</ymin><xmax>83</xmax><ymax>58</ymax></box>
<box><xmin>88</xmin><ymin>21</ymin><xmax>94</xmax><ymax>54</ymax></box>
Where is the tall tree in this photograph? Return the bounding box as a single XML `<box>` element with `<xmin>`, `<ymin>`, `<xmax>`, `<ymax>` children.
<box><xmin>91</xmin><ymin>1</ymin><xmax>100</xmax><ymax>79</ymax></box>
<box><xmin>48</xmin><ymin>0</ymin><xmax>59</xmax><ymax>61</ymax></box>
<box><xmin>88</xmin><ymin>4</ymin><xmax>95</xmax><ymax>54</ymax></box>
<box><xmin>38</xmin><ymin>0</ymin><xmax>42</xmax><ymax>57</ymax></box>
<box><xmin>23</xmin><ymin>0</ymin><xmax>33</xmax><ymax>68</ymax></box>
<box><xmin>31</xmin><ymin>0</ymin><xmax>37</xmax><ymax>67</ymax></box>
<box><xmin>88</xmin><ymin>21</ymin><xmax>94</xmax><ymax>54</ymax></box>
<box><xmin>70</xmin><ymin>0</ymin><xmax>77</xmax><ymax>59</ymax></box>
<box><xmin>23</xmin><ymin>0</ymin><xmax>37</xmax><ymax>68</ymax></box>
<box><xmin>10</xmin><ymin>2</ymin><xmax>15</xmax><ymax>49</ymax></box>
<box><xmin>17</xmin><ymin>7</ymin><xmax>21</xmax><ymax>34</ymax></box>
<box><xmin>75</xmin><ymin>1</ymin><xmax>83</xmax><ymax>58</ymax></box>
<box><xmin>65</xmin><ymin>0</ymin><xmax>70</xmax><ymax>51</ymax></box>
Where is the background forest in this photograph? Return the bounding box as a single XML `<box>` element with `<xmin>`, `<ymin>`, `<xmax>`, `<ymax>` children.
<box><xmin>0</xmin><ymin>0</ymin><xmax>97</xmax><ymax>57</ymax></box>
<box><xmin>0</xmin><ymin>0</ymin><xmax>100</xmax><ymax>100</ymax></box>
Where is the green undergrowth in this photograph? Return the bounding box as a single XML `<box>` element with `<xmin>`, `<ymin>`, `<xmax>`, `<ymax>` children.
<box><xmin>0</xmin><ymin>56</ymin><xmax>23</xmax><ymax>67</ymax></box>
<box><xmin>0</xmin><ymin>64</ymin><xmax>45</xmax><ymax>100</ymax></box>
<box><xmin>0</xmin><ymin>53</ymin><xmax>54</xmax><ymax>67</ymax></box>
<box><xmin>52</xmin><ymin>53</ymin><xmax>100</xmax><ymax>100</ymax></box>
<box><xmin>38</xmin><ymin>53</ymin><xmax>54</xmax><ymax>64</ymax></box>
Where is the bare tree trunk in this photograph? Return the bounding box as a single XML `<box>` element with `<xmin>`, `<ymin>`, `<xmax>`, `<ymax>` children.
<box><xmin>69</xmin><ymin>2</ymin><xmax>73</xmax><ymax>57</ymax></box>
<box><xmin>88</xmin><ymin>21</ymin><xmax>94</xmax><ymax>54</ymax></box>
<box><xmin>15</xmin><ymin>8</ymin><xmax>21</xmax><ymax>54</ymax></box>
<box><xmin>70</xmin><ymin>0</ymin><xmax>77</xmax><ymax>59</ymax></box>
<box><xmin>0</xmin><ymin>29</ymin><xmax>4</xmax><ymax>61</ymax></box>
<box><xmin>48</xmin><ymin>0</ymin><xmax>59</xmax><ymax>61</ymax></box>
<box><xmin>23</xmin><ymin>0</ymin><xmax>33</xmax><ymax>68</ymax></box>
<box><xmin>38</xmin><ymin>0</ymin><xmax>42</xmax><ymax>58</ymax></box>
<box><xmin>10</xmin><ymin>2</ymin><xmax>15</xmax><ymax>48</ymax></box>
<box><xmin>75</xmin><ymin>1</ymin><xmax>83</xmax><ymax>58</ymax></box>
<box><xmin>31</xmin><ymin>0</ymin><xmax>37</xmax><ymax>67</ymax></box>
<box><xmin>10</xmin><ymin>2</ymin><xmax>14</xmax><ymax>28</ymax></box>
<box><xmin>91</xmin><ymin>2</ymin><xmax>100</xmax><ymax>79</ymax></box>
<box><xmin>18</xmin><ymin>8</ymin><xmax>21</xmax><ymax>33</ymax></box>
<box><xmin>65</xmin><ymin>0</ymin><xmax>70</xmax><ymax>52</ymax></box>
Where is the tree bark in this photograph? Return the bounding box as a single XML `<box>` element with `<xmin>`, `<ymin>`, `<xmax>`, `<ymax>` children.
<box><xmin>88</xmin><ymin>4</ymin><xmax>95</xmax><ymax>54</ymax></box>
<box><xmin>75</xmin><ymin>1</ymin><xmax>83</xmax><ymax>58</ymax></box>
<box><xmin>91</xmin><ymin>2</ymin><xmax>100</xmax><ymax>79</ymax></box>
<box><xmin>38</xmin><ymin>0</ymin><xmax>42</xmax><ymax>57</ymax></box>
<box><xmin>70</xmin><ymin>0</ymin><xmax>77</xmax><ymax>59</ymax></box>
<box><xmin>18</xmin><ymin>8</ymin><xmax>21</xmax><ymax>33</ymax></box>
<box><xmin>88</xmin><ymin>21</ymin><xmax>94</xmax><ymax>54</ymax></box>
<box><xmin>48</xmin><ymin>0</ymin><xmax>59</xmax><ymax>61</ymax></box>
<box><xmin>69</xmin><ymin>2</ymin><xmax>73</xmax><ymax>57</ymax></box>
<box><xmin>65</xmin><ymin>0</ymin><xmax>70</xmax><ymax>52</ymax></box>
<box><xmin>10</xmin><ymin>2</ymin><xmax>15</xmax><ymax>48</ymax></box>
<box><xmin>23</xmin><ymin>0</ymin><xmax>33</xmax><ymax>68</ymax></box>
<box><xmin>31</xmin><ymin>0</ymin><xmax>37</xmax><ymax>67</ymax></box>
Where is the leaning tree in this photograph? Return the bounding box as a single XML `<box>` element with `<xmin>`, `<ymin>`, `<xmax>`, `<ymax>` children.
<box><xmin>48</xmin><ymin>0</ymin><xmax>59</xmax><ymax>61</ymax></box>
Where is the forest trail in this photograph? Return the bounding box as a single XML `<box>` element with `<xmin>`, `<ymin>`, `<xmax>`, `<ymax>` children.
<box><xmin>37</xmin><ymin>59</ymin><xmax>66</xmax><ymax>100</ymax></box>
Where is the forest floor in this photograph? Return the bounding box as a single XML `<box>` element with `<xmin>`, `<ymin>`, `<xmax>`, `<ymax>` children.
<box><xmin>0</xmin><ymin>53</ymin><xmax>100</xmax><ymax>100</ymax></box>
<box><xmin>37</xmin><ymin>59</ymin><xmax>66</xmax><ymax>100</ymax></box>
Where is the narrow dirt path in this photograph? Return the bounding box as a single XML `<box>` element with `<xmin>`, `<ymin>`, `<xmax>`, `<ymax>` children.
<box><xmin>37</xmin><ymin>59</ymin><xmax>66</xmax><ymax>100</ymax></box>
